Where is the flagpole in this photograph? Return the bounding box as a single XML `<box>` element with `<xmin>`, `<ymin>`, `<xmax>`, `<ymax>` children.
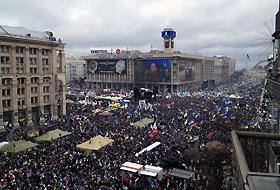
<box><xmin>246</xmin><ymin>54</ymin><xmax>250</xmax><ymax>71</ymax></box>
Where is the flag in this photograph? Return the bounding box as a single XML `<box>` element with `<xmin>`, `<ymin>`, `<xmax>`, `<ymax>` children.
<box><xmin>148</xmin><ymin>128</ymin><xmax>158</xmax><ymax>138</ymax></box>
<box><xmin>148</xmin><ymin>122</ymin><xmax>158</xmax><ymax>138</ymax></box>
<box><xmin>152</xmin><ymin>121</ymin><xmax>157</xmax><ymax>129</ymax></box>
<box><xmin>247</xmin><ymin>54</ymin><xmax>250</xmax><ymax>61</ymax></box>
<box><xmin>184</xmin><ymin>119</ymin><xmax>188</xmax><ymax>125</ymax></box>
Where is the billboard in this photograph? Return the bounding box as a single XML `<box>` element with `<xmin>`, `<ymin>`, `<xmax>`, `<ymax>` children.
<box><xmin>179</xmin><ymin>59</ymin><xmax>194</xmax><ymax>81</ymax></box>
<box><xmin>134</xmin><ymin>59</ymin><xmax>171</xmax><ymax>82</ymax></box>
<box><xmin>87</xmin><ymin>59</ymin><xmax>126</xmax><ymax>74</ymax></box>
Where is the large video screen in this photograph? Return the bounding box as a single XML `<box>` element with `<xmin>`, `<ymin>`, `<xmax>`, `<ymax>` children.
<box><xmin>134</xmin><ymin>59</ymin><xmax>171</xmax><ymax>82</ymax></box>
<box><xmin>179</xmin><ymin>59</ymin><xmax>194</xmax><ymax>81</ymax></box>
<box><xmin>87</xmin><ymin>59</ymin><xmax>126</xmax><ymax>74</ymax></box>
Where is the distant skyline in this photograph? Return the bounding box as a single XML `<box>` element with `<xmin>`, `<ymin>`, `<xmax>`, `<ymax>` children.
<box><xmin>0</xmin><ymin>0</ymin><xmax>278</xmax><ymax>69</ymax></box>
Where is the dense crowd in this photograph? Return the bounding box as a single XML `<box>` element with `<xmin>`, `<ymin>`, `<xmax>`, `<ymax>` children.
<box><xmin>0</xmin><ymin>81</ymin><xmax>271</xmax><ymax>189</ymax></box>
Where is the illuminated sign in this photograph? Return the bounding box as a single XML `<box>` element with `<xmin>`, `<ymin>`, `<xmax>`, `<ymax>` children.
<box><xmin>134</xmin><ymin>59</ymin><xmax>171</xmax><ymax>82</ymax></box>
<box><xmin>161</xmin><ymin>31</ymin><xmax>176</xmax><ymax>38</ymax></box>
<box><xmin>90</xmin><ymin>50</ymin><xmax>108</xmax><ymax>54</ymax></box>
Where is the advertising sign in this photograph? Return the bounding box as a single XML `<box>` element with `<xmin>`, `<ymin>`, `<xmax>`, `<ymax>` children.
<box><xmin>90</xmin><ymin>50</ymin><xmax>108</xmax><ymax>54</ymax></box>
<box><xmin>161</xmin><ymin>31</ymin><xmax>176</xmax><ymax>38</ymax></box>
<box><xmin>87</xmin><ymin>59</ymin><xmax>126</xmax><ymax>74</ymax></box>
<box><xmin>179</xmin><ymin>59</ymin><xmax>194</xmax><ymax>81</ymax></box>
<box><xmin>134</xmin><ymin>59</ymin><xmax>171</xmax><ymax>82</ymax></box>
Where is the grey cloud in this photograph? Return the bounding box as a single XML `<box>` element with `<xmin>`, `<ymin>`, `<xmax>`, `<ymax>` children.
<box><xmin>0</xmin><ymin>0</ymin><xmax>278</xmax><ymax>69</ymax></box>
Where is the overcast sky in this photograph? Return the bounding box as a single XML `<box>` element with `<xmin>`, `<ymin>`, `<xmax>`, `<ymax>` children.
<box><xmin>0</xmin><ymin>0</ymin><xmax>278</xmax><ymax>69</ymax></box>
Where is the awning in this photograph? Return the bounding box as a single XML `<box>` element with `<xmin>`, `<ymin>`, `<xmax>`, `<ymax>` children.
<box><xmin>76</xmin><ymin>135</ymin><xmax>113</xmax><ymax>151</ymax></box>
<box><xmin>0</xmin><ymin>140</ymin><xmax>38</xmax><ymax>153</ymax></box>
<box><xmin>168</xmin><ymin>168</ymin><xmax>193</xmax><ymax>179</ymax></box>
<box><xmin>120</xmin><ymin>162</ymin><xmax>143</xmax><ymax>173</ymax></box>
<box><xmin>36</xmin><ymin>129</ymin><xmax>71</xmax><ymax>141</ymax></box>
<box><xmin>132</xmin><ymin>118</ymin><xmax>154</xmax><ymax>127</ymax></box>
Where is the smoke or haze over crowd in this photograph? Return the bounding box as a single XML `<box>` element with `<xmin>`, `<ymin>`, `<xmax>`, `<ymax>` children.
<box><xmin>0</xmin><ymin>0</ymin><xmax>277</xmax><ymax>69</ymax></box>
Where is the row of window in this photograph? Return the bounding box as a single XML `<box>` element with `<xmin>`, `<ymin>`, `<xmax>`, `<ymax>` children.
<box><xmin>1</xmin><ymin>56</ymin><xmax>49</xmax><ymax>65</ymax></box>
<box><xmin>2</xmin><ymin>86</ymin><xmax>50</xmax><ymax>96</ymax></box>
<box><xmin>17</xmin><ymin>47</ymin><xmax>50</xmax><ymax>55</ymax></box>
<box><xmin>0</xmin><ymin>45</ymin><xmax>9</xmax><ymax>53</ymax></box>
<box><xmin>30</xmin><ymin>67</ymin><xmax>50</xmax><ymax>74</ymax></box>
<box><xmin>0</xmin><ymin>56</ymin><xmax>9</xmax><ymax>64</ymax></box>
<box><xmin>0</xmin><ymin>67</ymin><xmax>50</xmax><ymax>74</ymax></box>
<box><xmin>1</xmin><ymin>67</ymin><xmax>10</xmax><ymax>74</ymax></box>
<box><xmin>0</xmin><ymin>45</ymin><xmax>51</xmax><ymax>55</ymax></box>
<box><xmin>16</xmin><ymin>57</ymin><xmax>24</xmax><ymax>64</ymax></box>
<box><xmin>2</xmin><ymin>95</ymin><xmax>50</xmax><ymax>108</ymax></box>
<box><xmin>1</xmin><ymin>78</ymin><xmax>50</xmax><ymax>85</ymax></box>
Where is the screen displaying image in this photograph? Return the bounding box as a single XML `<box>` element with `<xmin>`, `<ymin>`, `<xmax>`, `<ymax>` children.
<box><xmin>179</xmin><ymin>59</ymin><xmax>194</xmax><ymax>81</ymax></box>
<box><xmin>87</xmin><ymin>59</ymin><xmax>126</xmax><ymax>74</ymax></box>
<box><xmin>135</xmin><ymin>59</ymin><xmax>171</xmax><ymax>82</ymax></box>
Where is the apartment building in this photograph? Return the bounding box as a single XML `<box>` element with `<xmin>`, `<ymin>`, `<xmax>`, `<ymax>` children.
<box><xmin>0</xmin><ymin>25</ymin><xmax>66</xmax><ymax>128</ymax></box>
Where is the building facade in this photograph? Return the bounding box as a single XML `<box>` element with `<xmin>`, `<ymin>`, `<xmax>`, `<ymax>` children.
<box><xmin>83</xmin><ymin>52</ymin><xmax>215</xmax><ymax>92</ymax></box>
<box><xmin>0</xmin><ymin>25</ymin><xmax>66</xmax><ymax>128</ymax></box>
<box><xmin>202</xmin><ymin>59</ymin><xmax>215</xmax><ymax>81</ymax></box>
<box><xmin>84</xmin><ymin>54</ymin><xmax>135</xmax><ymax>90</ymax></box>
<box><xmin>83</xmin><ymin>29</ymin><xmax>233</xmax><ymax>91</ymax></box>
<box><xmin>214</xmin><ymin>58</ymin><xmax>223</xmax><ymax>83</ymax></box>
<box><xmin>65</xmin><ymin>59</ymin><xmax>87</xmax><ymax>82</ymax></box>
<box><xmin>213</xmin><ymin>56</ymin><xmax>236</xmax><ymax>82</ymax></box>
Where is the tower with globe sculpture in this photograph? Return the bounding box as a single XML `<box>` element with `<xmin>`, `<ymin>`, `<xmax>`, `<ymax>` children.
<box><xmin>162</xmin><ymin>28</ymin><xmax>176</xmax><ymax>54</ymax></box>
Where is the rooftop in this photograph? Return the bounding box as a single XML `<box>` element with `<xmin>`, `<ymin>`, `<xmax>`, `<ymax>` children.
<box><xmin>231</xmin><ymin>131</ymin><xmax>280</xmax><ymax>190</ymax></box>
<box><xmin>0</xmin><ymin>25</ymin><xmax>61</xmax><ymax>43</ymax></box>
<box><xmin>247</xmin><ymin>172</ymin><xmax>280</xmax><ymax>190</ymax></box>
<box><xmin>83</xmin><ymin>51</ymin><xmax>214</xmax><ymax>60</ymax></box>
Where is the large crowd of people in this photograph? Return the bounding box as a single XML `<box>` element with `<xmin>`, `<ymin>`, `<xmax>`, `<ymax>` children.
<box><xmin>0</xmin><ymin>80</ymin><xmax>271</xmax><ymax>189</ymax></box>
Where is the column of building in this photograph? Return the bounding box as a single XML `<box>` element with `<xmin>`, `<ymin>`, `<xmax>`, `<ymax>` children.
<box><xmin>11</xmin><ymin>46</ymin><xmax>18</xmax><ymax>125</ymax></box>
<box><xmin>37</xmin><ymin>48</ymin><xmax>45</xmax><ymax>123</ymax></box>
<box><xmin>50</xmin><ymin>47</ymin><xmax>58</xmax><ymax>119</ymax></box>
<box><xmin>0</xmin><ymin>83</ymin><xmax>3</xmax><ymax>128</ymax></box>
<box><xmin>58</xmin><ymin>48</ymin><xmax>66</xmax><ymax>115</ymax></box>
<box><xmin>277</xmin><ymin>44</ymin><xmax>280</xmax><ymax>82</ymax></box>
<box><xmin>25</xmin><ymin>47</ymin><xmax>32</xmax><ymax>125</ymax></box>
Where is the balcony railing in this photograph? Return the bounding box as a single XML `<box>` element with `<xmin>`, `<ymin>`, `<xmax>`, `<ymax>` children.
<box><xmin>266</xmin><ymin>79</ymin><xmax>280</xmax><ymax>104</ymax></box>
<box><xmin>273</xmin><ymin>11</ymin><xmax>280</xmax><ymax>38</ymax></box>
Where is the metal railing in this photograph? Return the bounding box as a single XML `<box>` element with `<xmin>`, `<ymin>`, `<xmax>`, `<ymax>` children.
<box><xmin>266</xmin><ymin>79</ymin><xmax>280</xmax><ymax>104</ymax></box>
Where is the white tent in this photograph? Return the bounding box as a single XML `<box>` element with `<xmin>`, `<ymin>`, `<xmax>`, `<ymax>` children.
<box><xmin>120</xmin><ymin>162</ymin><xmax>143</xmax><ymax>173</ymax></box>
<box><xmin>135</xmin><ymin>142</ymin><xmax>161</xmax><ymax>157</ymax></box>
<box><xmin>0</xmin><ymin>141</ymin><xmax>9</xmax><ymax>149</ymax></box>
<box><xmin>228</xmin><ymin>94</ymin><xmax>242</xmax><ymax>99</ymax></box>
<box><xmin>139</xmin><ymin>165</ymin><xmax>163</xmax><ymax>180</ymax></box>
<box><xmin>120</xmin><ymin>162</ymin><xmax>163</xmax><ymax>180</ymax></box>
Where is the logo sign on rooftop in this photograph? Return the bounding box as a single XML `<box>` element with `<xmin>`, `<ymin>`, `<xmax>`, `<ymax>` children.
<box><xmin>90</xmin><ymin>50</ymin><xmax>108</xmax><ymax>54</ymax></box>
<box><xmin>161</xmin><ymin>31</ymin><xmax>176</xmax><ymax>38</ymax></box>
